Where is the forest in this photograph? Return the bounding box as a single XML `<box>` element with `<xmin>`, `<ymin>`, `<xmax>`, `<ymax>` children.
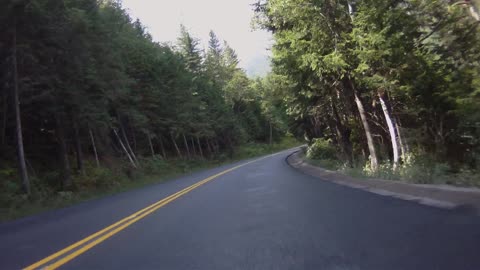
<box><xmin>0</xmin><ymin>0</ymin><xmax>290</xmax><ymax>217</ymax></box>
<box><xmin>254</xmin><ymin>0</ymin><xmax>479</xmax><ymax>184</ymax></box>
<box><xmin>1</xmin><ymin>0</ymin><xmax>480</xmax><ymax>219</ymax></box>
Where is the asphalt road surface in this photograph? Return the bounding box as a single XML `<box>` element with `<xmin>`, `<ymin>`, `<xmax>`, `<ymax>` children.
<box><xmin>1</xmin><ymin>149</ymin><xmax>480</xmax><ymax>270</ymax></box>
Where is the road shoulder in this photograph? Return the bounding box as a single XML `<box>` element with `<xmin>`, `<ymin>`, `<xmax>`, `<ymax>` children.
<box><xmin>287</xmin><ymin>151</ymin><xmax>480</xmax><ymax>213</ymax></box>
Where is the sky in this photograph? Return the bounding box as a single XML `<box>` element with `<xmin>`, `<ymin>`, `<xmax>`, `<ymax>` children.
<box><xmin>121</xmin><ymin>0</ymin><xmax>272</xmax><ymax>77</ymax></box>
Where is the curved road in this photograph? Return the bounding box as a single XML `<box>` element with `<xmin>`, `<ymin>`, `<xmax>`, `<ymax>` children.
<box><xmin>1</xmin><ymin>149</ymin><xmax>480</xmax><ymax>270</ymax></box>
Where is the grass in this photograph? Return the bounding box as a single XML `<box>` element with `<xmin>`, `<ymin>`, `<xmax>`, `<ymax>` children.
<box><xmin>302</xmin><ymin>149</ymin><xmax>480</xmax><ymax>188</ymax></box>
<box><xmin>0</xmin><ymin>137</ymin><xmax>301</xmax><ymax>222</ymax></box>
<box><xmin>305</xmin><ymin>157</ymin><xmax>341</xmax><ymax>171</ymax></box>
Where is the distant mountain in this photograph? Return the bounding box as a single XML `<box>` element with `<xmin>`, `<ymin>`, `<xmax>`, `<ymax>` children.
<box><xmin>245</xmin><ymin>54</ymin><xmax>271</xmax><ymax>78</ymax></box>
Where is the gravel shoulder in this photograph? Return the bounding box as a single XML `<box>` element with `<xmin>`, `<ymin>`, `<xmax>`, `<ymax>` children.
<box><xmin>287</xmin><ymin>151</ymin><xmax>480</xmax><ymax>213</ymax></box>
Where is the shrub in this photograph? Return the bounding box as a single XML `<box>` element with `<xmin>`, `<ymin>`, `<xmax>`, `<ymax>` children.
<box><xmin>75</xmin><ymin>163</ymin><xmax>126</xmax><ymax>190</ymax></box>
<box><xmin>141</xmin><ymin>157</ymin><xmax>170</xmax><ymax>175</ymax></box>
<box><xmin>306</xmin><ymin>138</ymin><xmax>338</xmax><ymax>160</ymax></box>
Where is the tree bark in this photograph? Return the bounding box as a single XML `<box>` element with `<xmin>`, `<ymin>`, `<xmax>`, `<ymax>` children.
<box><xmin>469</xmin><ymin>5</ymin><xmax>480</xmax><ymax>21</ymax></box>
<box><xmin>214</xmin><ymin>138</ymin><xmax>220</xmax><ymax>153</ymax></box>
<box><xmin>331</xmin><ymin>98</ymin><xmax>353</xmax><ymax>166</ymax></box>
<box><xmin>396</xmin><ymin>117</ymin><xmax>409</xmax><ymax>156</ymax></box>
<box><xmin>89</xmin><ymin>128</ymin><xmax>100</xmax><ymax>167</ymax></box>
<box><xmin>147</xmin><ymin>133</ymin><xmax>155</xmax><ymax>157</ymax></box>
<box><xmin>226</xmin><ymin>135</ymin><xmax>234</xmax><ymax>158</ymax></box>
<box><xmin>12</xmin><ymin>21</ymin><xmax>30</xmax><ymax>194</ymax></box>
<box><xmin>1</xmin><ymin>88</ymin><xmax>7</xmax><ymax>146</ymax></box>
<box><xmin>133</xmin><ymin>131</ymin><xmax>137</xmax><ymax>153</ymax></box>
<box><xmin>190</xmin><ymin>137</ymin><xmax>197</xmax><ymax>156</ymax></box>
<box><xmin>378</xmin><ymin>92</ymin><xmax>399</xmax><ymax>168</ymax></box>
<box><xmin>196</xmin><ymin>136</ymin><xmax>204</xmax><ymax>159</ymax></box>
<box><xmin>206</xmin><ymin>139</ymin><xmax>213</xmax><ymax>157</ymax></box>
<box><xmin>183</xmin><ymin>133</ymin><xmax>191</xmax><ymax>159</ymax></box>
<box><xmin>430</xmin><ymin>115</ymin><xmax>448</xmax><ymax>160</ymax></box>
<box><xmin>211</xmin><ymin>138</ymin><xmax>217</xmax><ymax>154</ymax></box>
<box><xmin>159</xmin><ymin>135</ymin><xmax>166</xmax><ymax>159</ymax></box>
<box><xmin>395</xmin><ymin>120</ymin><xmax>406</xmax><ymax>161</ymax></box>
<box><xmin>269</xmin><ymin>121</ymin><xmax>273</xmax><ymax>146</ymax></box>
<box><xmin>113</xmin><ymin>129</ymin><xmax>137</xmax><ymax>168</ymax></box>
<box><xmin>55</xmin><ymin>113</ymin><xmax>72</xmax><ymax>189</ymax></box>
<box><xmin>72</xmin><ymin>117</ymin><xmax>85</xmax><ymax>175</ymax></box>
<box><xmin>211</xmin><ymin>139</ymin><xmax>217</xmax><ymax>154</ymax></box>
<box><xmin>118</xmin><ymin>114</ymin><xmax>139</xmax><ymax>165</ymax></box>
<box><xmin>347</xmin><ymin>0</ymin><xmax>357</xmax><ymax>17</ymax></box>
<box><xmin>170</xmin><ymin>132</ymin><xmax>182</xmax><ymax>158</ymax></box>
<box><xmin>25</xmin><ymin>158</ymin><xmax>37</xmax><ymax>178</ymax></box>
<box><xmin>350</xmin><ymin>79</ymin><xmax>378</xmax><ymax>171</ymax></box>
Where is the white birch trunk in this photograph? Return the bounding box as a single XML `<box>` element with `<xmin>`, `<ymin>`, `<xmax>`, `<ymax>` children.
<box><xmin>114</xmin><ymin>129</ymin><xmax>137</xmax><ymax>168</ymax></box>
<box><xmin>378</xmin><ymin>94</ymin><xmax>399</xmax><ymax>168</ymax></box>
<box><xmin>89</xmin><ymin>128</ymin><xmax>100</xmax><ymax>167</ymax></box>
<box><xmin>352</xmin><ymin>84</ymin><xmax>378</xmax><ymax>171</ymax></box>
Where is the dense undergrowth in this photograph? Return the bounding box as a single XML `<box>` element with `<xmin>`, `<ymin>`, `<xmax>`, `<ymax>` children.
<box><xmin>0</xmin><ymin>137</ymin><xmax>300</xmax><ymax>222</ymax></box>
<box><xmin>305</xmin><ymin>139</ymin><xmax>480</xmax><ymax>188</ymax></box>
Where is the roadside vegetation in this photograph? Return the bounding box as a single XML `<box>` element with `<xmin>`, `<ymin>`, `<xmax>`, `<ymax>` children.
<box><xmin>304</xmin><ymin>138</ymin><xmax>480</xmax><ymax>187</ymax></box>
<box><xmin>0</xmin><ymin>1</ymin><xmax>297</xmax><ymax>221</ymax></box>
<box><xmin>2</xmin><ymin>0</ymin><xmax>480</xmax><ymax>220</ymax></box>
<box><xmin>255</xmin><ymin>0</ymin><xmax>480</xmax><ymax>186</ymax></box>
<box><xmin>0</xmin><ymin>137</ymin><xmax>299</xmax><ymax>221</ymax></box>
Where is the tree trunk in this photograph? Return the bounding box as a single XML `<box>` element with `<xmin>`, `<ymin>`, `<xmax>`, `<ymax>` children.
<box><xmin>206</xmin><ymin>139</ymin><xmax>213</xmax><ymax>157</ymax></box>
<box><xmin>269</xmin><ymin>121</ymin><xmax>273</xmax><ymax>146</ymax></box>
<box><xmin>396</xmin><ymin>117</ymin><xmax>409</xmax><ymax>156</ymax></box>
<box><xmin>211</xmin><ymin>139</ymin><xmax>217</xmax><ymax>154</ymax></box>
<box><xmin>159</xmin><ymin>135</ymin><xmax>166</xmax><ymax>159</ymax></box>
<box><xmin>89</xmin><ymin>128</ymin><xmax>100</xmax><ymax>167</ymax></box>
<box><xmin>196</xmin><ymin>136</ymin><xmax>204</xmax><ymax>159</ymax></box>
<box><xmin>25</xmin><ymin>158</ymin><xmax>37</xmax><ymax>178</ymax></box>
<box><xmin>190</xmin><ymin>137</ymin><xmax>197</xmax><ymax>156</ymax></box>
<box><xmin>147</xmin><ymin>133</ymin><xmax>155</xmax><ymax>157</ymax></box>
<box><xmin>12</xmin><ymin>22</ymin><xmax>30</xmax><ymax>194</ymax></box>
<box><xmin>327</xmin><ymin>117</ymin><xmax>340</xmax><ymax>144</ymax></box>
<box><xmin>170</xmin><ymin>132</ymin><xmax>182</xmax><ymax>158</ymax></box>
<box><xmin>395</xmin><ymin>120</ymin><xmax>406</xmax><ymax>161</ymax></box>
<box><xmin>214</xmin><ymin>138</ymin><xmax>220</xmax><ymax>153</ymax></box>
<box><xmin>226</xmin><ymin>135</ymin><xmax>234</xmax><ymax>158</ymax></box>
<box><xmin>1</xmin><ymin>88</ymin><xmax>7</xmax><ymax>146</ymax></box>
<box><xmin>331</xmin><ymin>98</ymin><xmax>353</xmax><ymax>166</ymax></box>
<box><xmin>118</xmin><ymin>115</ymin><xmax>139</xmax><ymax>165</ymax></box>
<box><xmin>378</xmin><ymin>92</ymin><xmax>399</xmax><ymax>169</ymax></box>
<box><xmin>347</xmin><ymin>0</ymin><xmax>357</xmax><ymax>17</ymax></box>
<box><xmin>72</xmin><ymin>117</ymin><xmax>85</xmax><ymax>175</ymax></box>
<box><xmin>350</xmin><ymin>79</ymin><xmax>378</xmax><ymax>171</ymax></box>
<box><xmin>55</xmin><ymin>113</ymin><xmax>72</xmax><ymax>189</ymax></box>
<box><xmin>113</xmin><ymin>129</ymin><xmax>137</xmax><ymax>168</ymax></box>
<box><xmin>183</xmin><ymin>133</ymin><xmax>191</xmax><ymax>159</ymax></box>
<box><xmin>314</xmin><ymin>115</ymin><xmax>324</xmax><ymax>138</ymax></box>
<box><xmin>468</xmin><ymin>2</ymin><xmax>480</xmax><ymax>21</ymax></box>
<box><xmin>309</xmin><ymin>117</ymin><xmax>321</xmax><ymax>138</ymax></box>
<box><xmin>431</xmin><ymin>115</ymin><xmax>448</xmax><ymax>160</ymax></box>
<box><xmin>132</xmin><ymin>128</ymin><xmax>137</xmax><ymax>153</ymax></box>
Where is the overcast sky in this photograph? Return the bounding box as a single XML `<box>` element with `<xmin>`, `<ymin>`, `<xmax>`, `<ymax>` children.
<box><xmin>121</xmin><ymin>0</ymin><xmax>272</xmax><ymax>77</ymax></box>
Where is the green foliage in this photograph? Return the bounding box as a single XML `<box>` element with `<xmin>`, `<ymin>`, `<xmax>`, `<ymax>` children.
<box><xmin>336</xmin><ymin>152</ymin><xmax>480</xmax><ymax>187</ymax></box>
<box><xmin>306</xmin><ymin>138</ymin><xmax>338</xmax><ymax>161</ymax></box>
<box><xmin>75</xmin><ymin>164</ymin><xmax>125</xmax><ymax>190</ymax></box>
<box><xmin>234</xmin><ymin>136</ymin><xmax>301</xmax><ymax>159</ymax></box>
<box><xmin>1</xmin><ymin>0</ymin><xmax>292</xmax><ymax>203</ymax></box>
<box><xmin>141</xmin><ymin>157</ymin><xmax>170</xmax><ymax>175</ymax></box>
<box><xmin>0</xmin><ymin>139</ymin><xmax>298</xmax><ymax>221</ymax></box>
<box><xmin>256</xmin><ymin>0</ymin><xmax>480</xmax><ymax>179</ymax></box>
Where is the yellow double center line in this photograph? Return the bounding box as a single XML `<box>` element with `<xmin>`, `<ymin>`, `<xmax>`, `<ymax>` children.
<box><xmin>23</xmin><ymin>154</ymin><xmax>276</xmax><ymax>270</ymax></box>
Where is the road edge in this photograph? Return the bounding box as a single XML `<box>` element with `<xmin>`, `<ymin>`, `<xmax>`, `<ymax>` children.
<box><xmin>286</xmin><ymin>151</ymin><xmax>480</xmax><ymax>214</ymax></box>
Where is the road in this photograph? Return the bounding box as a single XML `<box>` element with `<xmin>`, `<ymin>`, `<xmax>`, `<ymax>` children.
<box><xmin>1</xmin><ymin>149</ymin><xmax>480</xmax><ymax>270</ymax></box>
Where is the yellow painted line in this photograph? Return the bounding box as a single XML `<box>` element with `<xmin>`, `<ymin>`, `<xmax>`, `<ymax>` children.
<box><xmin>24</xmin><ymin>153</ymin><xmax>278</xmax><ymax>270</ymax></box>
